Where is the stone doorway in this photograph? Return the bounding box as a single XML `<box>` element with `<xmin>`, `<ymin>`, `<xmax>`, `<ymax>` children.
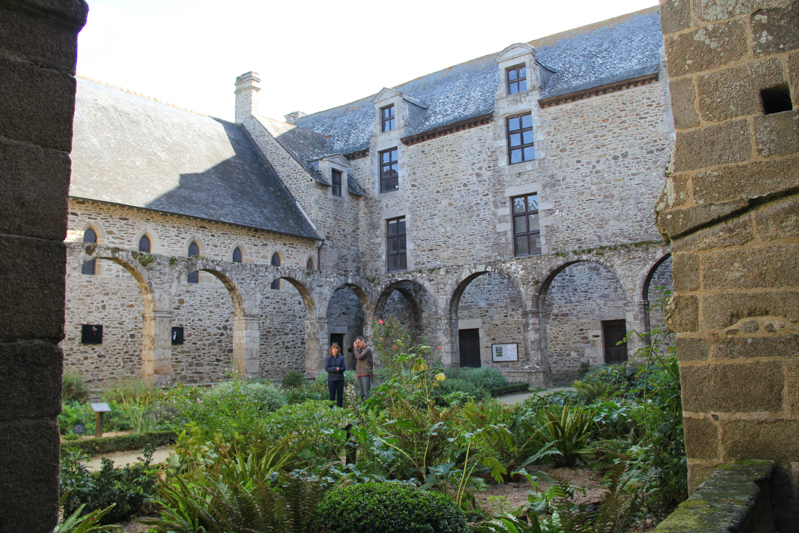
<box><xmin>602</xmin><ymin>320</ymin><xmax>627</xmax><ymax>364</ymax></box>
<box><xmin>458</xmin><ymin>329</ymin><xmax>481</xmax><ymax>368</ymax></box>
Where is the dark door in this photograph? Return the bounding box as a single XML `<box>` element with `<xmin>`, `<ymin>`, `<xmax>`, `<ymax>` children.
<box><xmin>603</xmin><ymin>320</ymin><xmax>628</xmax><ymax>364</ymax></box>
<box><xmin>459</xmin><ymin>329</ymin><xmax>481</xmax><ymax>368</ymax></box>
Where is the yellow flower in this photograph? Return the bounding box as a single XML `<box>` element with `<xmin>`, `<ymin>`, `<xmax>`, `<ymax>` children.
<box><xmin>435</xmin><ymin>373</ymin><xmax>446</xmax><ymax>381</ymax></box>
<box><xmin>413</xmin><ymin>361</ymin><xmax>428</xmax><ymax>373</ymax></box>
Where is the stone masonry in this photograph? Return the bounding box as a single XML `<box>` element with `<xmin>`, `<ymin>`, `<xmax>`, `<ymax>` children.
<box><xmin>657</xmin><ymin>0</ymin><xmax>799</xmax><ymax>530</ymax></box>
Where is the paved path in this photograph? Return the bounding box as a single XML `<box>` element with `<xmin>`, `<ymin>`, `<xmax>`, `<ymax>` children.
<box><xmin>82</xmin><ymin>446</ymin><xmax>172</xmax><ymax>471</ymax></box>
<box><xmin>497</xmin><ymin>386</ymin><xmax>576</xmax><ymax>405</ymax></box>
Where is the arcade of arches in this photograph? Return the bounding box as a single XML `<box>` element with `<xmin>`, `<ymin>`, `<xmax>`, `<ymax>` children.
<box><xmin>64</xmin><ymin>242</ymin><xmax>672</xmax><ymax>387</ymax></box>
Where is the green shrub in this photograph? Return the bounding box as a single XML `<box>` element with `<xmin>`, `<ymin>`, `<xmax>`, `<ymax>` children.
<box><xmin>282</xmin><ymin>370</ymin><xmax>306</xmax><ymax>389</ymax></box>
<box><xmin>62</xmin><ymin>373</ymin><xmax>90</xmax><ymax>403</ymax></box>
<box><xmin>488</xmin><ymin>383</ymin><xmax>529</xmax><ymax>397</ymax></box>
<box><xmin>101</xmin><ymin>376</ymin><xmax>159</xmax><ymax>404</ymax></box>
<box><xmin>313</xmin><ymin>370</ymin><xmax>356</xmax><ymax>391</ymax></box>
<box><xmin>431</xmin><ymin>377</ymin><xmax>482</xmax><ymax>405</ymax></box>
<box><xmin>210</xmin><ymin>379</ymin><xmax>287</xmax><ymax>412</ymax></box>
<box><xmin>60</xmin><ymin>430</ymin><xmax>177</xmax><ymax>455</ymax></box>
<box><xmin>462</xmin><ymin>367</ymin><xmax>510</xmax><ymax>390</ymax></box>
<box><xmin>59</xmin><ymin>401</ymin><xmax>93</xmax><ymax>435</ymax></box>
<box><xmin>314</xmin><ymin>482</ymin><xmax>467</xmax><ymax>533</ymax></box>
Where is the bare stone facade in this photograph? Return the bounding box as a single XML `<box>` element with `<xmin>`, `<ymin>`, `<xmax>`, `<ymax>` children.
<box><xmin>657</xmin><ymin>0</ymin><xmax>799</xmax><ymax>529</ymax></box>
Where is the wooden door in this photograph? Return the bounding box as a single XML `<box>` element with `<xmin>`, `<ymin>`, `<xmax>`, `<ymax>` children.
<box><xmin>602</xmin><ymin>320</ymin><xmax>628</xmax><ymax>364</ymax></box>
<box><xmin>459</xmin><ymin>329</ymin><xmax>481</xmax><ymax>368</ymax></box>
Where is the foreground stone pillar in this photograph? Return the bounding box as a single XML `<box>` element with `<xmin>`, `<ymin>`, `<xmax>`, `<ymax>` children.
<box><xmin>658</xmin><ymin>1</ymin><xmax>799</xmax><ymax>530</ymax></box>
<box><xmin>233</xmin><ymin>316</ymin><xmax>260</xmax><ymax>378</ymax></box>
<box><xmin>142</xmin><ymin>311</ymin><xmax>173</xmax><ymax>385</ymax></box>
<box><xmin>0</xmin><ymin>1</ymin><xmax>88</xmax><ymax>531</ymax></box>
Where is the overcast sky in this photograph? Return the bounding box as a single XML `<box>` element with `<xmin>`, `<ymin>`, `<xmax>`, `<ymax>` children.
<box><xmin>76</xmin><ymin>0</ymin><xmax>660</xmax><ymax>122</ymax></box>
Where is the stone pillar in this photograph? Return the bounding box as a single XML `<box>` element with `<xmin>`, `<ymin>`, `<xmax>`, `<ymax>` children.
<box><xmin>305</xmin><ymin>318</ymin><xmax>324</xmax><ymax>375</ymax></box>
<box><xmin>426</xmin><ymin>314</ymin><xmax>452</xmax><ymax>366</ymax></box>
<box><xmin>233</xmin><ymin>316</ymin><xmax>260</xmax><ymax>378</ymax></box>
<box><xmin>658</xmin><ymin>1</ymin><xmax>799</xmax><ymax>529</ymax></box>
<box><xmin>626</xmin><ymin>299</ymin><xmax>649</xmax><ymax>357</ymax></box>
<box><xmin>142</xmin><ymin>311</ymin><xmax>173</xmax><ymax>385</ymax></box>
<box><xmin>0</xmin><ymin>1</ymin><xmax>88</xmax><ymax>531</ymax></box>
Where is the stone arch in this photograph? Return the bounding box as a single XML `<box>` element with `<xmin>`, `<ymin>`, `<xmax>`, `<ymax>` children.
<box><xmin>274</xmin><ymin>276</ymin><xmax>322</xmax><ymax>376</ymax></box>
<box><xmin>324</xmin><ymin>282</ymin><xmax>372</xmax><ymax>370</ymax></box>
<box><xmin>374</xmin><ymin>279</ymin><xmax>438</xmax><ymax>338</ymax></box>
<box><xmin>536</xmin><ymin>258</ymin><xmax>629</xmax><ymax>384</ymax></box>
<box><xmin>447</xmin><ymin>267</ymin><xmax>529</xmax><ymax>369</ymax></box>
<box><xmin>639</xmin><ymin>252</ymin><xmax>673</xmax><ymax>347</ymax></box>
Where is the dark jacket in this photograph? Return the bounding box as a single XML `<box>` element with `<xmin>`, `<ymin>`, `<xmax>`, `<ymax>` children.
<box><xmin>354</xmin><ymin>344</ymin><xmax>374</xmax><ymax>377</ymax></box>
<box><xmin>325</xmin><ymin>355</ymin><xmax>346</xmax><ymax>381</ymax></box>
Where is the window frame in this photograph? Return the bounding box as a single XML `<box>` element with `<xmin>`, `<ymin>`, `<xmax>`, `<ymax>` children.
<box><xmin>381</xmin><ymin>104</ymin><xmax>396</xmax><ymax>132</ymax></box>
<box><xmin>82</xmin><ymin>228</ymin><xmax>97</xmax><ymax>275</ymax></box>
<box><xmin>506</xmin><ymin>64</ymin><xmax>527</xmax><ymax>95</ymax></box>
<box><xmin>379</xmin><ymin>148</ymin><xmax>399</xmax><ymax>193</ymax></box>
<box><xmin>331</xmin><ymin>168</ymin><xmax>342</xmax><ymax>197</ymax></box>
<box><xmin>270</xmin><ymin>253</ymin><xmax>281</xmax><ymax>290</ymax></box>
<box><xmin>507</xmin><ymin>113</ymin><xmax>535</xmax><ymax>165</ymax></box>
<box><xmin>386</xmin><ymin>216</ymin><xmax>407</xmax><ymax>272</ymax></box>
<box><xmin>232</xmin><ymin>247</ymin><xmax>243</xmax><ymax>263</ymax></box>
<box><xmin>81</xmin><ymin>324</ymin><xmax>103</xmax><ymax>344</ymax></box>
<box><xmin>511</xmin><ymin>193</ymin><xmax>541</xmax><ymax>257</ymax></box>
<box><xmin>187</xmin><ymin>241</ymin><xmax>200</xmax><ymax>284</ymax></box>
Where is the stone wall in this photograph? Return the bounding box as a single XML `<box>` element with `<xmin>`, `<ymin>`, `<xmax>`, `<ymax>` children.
<box><xmin>657</xmin><ymin>0</ymin><xmax>799</xmax><ymax>530</ymax></box>
<box><xmin>326</xmin><ymin>286</ymin><xmax>365</xmax><ymax>369</ymax></box>
<box><xmin>0</xmin><ymin>1</ymin><xmax>88</xmax><ymax>530</ymax></box>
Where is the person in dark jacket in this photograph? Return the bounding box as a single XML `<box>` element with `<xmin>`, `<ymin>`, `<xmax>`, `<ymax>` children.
<box><xmin>353</xmin><ymin>336</ymin><xmax>373</xmax><ymax>400</ymax></box>
<box><xmin>325</xmin><ymin>344</ymin><xmax>346</xmax><ymax>407</ymax></box>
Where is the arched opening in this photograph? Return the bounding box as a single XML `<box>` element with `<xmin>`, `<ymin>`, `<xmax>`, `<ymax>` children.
<box><xmin>449</xmin><ymin>271</ymin><xmax>526</xmax><ymax>369</ymax></box>
<box><xmin>63</xmin><ymin>255</ymin><xmax>153</xmax><ymax>385</ymax></box>
<box><xmin>326</xmin><ymin>284</ymin><xmax>371</xmax><ymax>370</ymax></box>
<box><xmin>81</xmin><ymin>227</ymin><xmax>97</xmax><ymax>275</ymax></box>
<box><xmin>138</xmin><ymin>234</ymin><xmax>151</xmax><ymax>253</ymax></box>
<box><xmin>232</xmin><ymin>246</ymin><xmax>243</xmax><ymax>263</ymax></box>
<box><xmin>261</xmin><ymin>276</ymin><xmax>317</xmax><ymax>378</ymax></box>
<box><xmin>643</xmin><ymin>254</ymin><xmax>673</xmax><ymax>353</ymax></box>
<box><xmin>539</xmin><ymin>260</ymin><xmax>627</xmax><ymax>385</ymax></box>
<box><xmin>270</xmin><ymin>252</ymin><xmax>281</xmax><ymax>290</ymax></box>
<box><xmin>187</xmin><ymin>241</ymin><xmax>200</xmax><ymax>284</ymax></box>
<box><xmin>375</xmin><ymin>280</ymin><xmax>434</xmax><ymax>339</ymax></box>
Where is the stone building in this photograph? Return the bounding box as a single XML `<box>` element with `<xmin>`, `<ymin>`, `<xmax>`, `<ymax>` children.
<box><xmin>63</xmin><ymin>7</ymin><xmax>674</xmax><ymax>388</ymax></box>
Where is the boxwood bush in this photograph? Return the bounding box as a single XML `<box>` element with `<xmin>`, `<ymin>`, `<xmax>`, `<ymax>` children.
<box><xmin>314</xmin><ymin>482</ymin><xmax>467</xmax><ymax>533</ymax></box>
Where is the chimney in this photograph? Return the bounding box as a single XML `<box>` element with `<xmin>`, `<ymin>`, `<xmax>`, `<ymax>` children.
<box><xmin>284</xmin><ymin>111</ymin><xmax>307</xmax><ymax>124</ymax></box>
<box><xmin>234</xmin><ymin>71</ymin><xmax>261</xmax><ymax>123</ymax></box>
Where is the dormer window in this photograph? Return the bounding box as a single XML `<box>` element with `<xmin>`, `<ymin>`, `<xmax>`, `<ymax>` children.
<box><xmin>381</xmin><ymin>105</ymin><xmax>396</xmax><ymax>132</ymax></box>
<box><xmin>507</xmin><ymin>65</ymin><xmax>527</xmax><ymax>95</ymax></box>
<box><xmin>332</xmin><ymin>169</ymin><xmax>342</xmax><ymax>197</ymax></box>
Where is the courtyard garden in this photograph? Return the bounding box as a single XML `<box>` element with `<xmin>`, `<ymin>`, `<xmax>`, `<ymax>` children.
<box><xmin>57</xmin><ymin>304</ymin><xmax>685</xmax><ymax>533</ymax></box>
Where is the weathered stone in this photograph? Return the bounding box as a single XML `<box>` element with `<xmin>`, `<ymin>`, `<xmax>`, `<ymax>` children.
<box><xmin>723</xmin><ymin>419</ymin><xmax>799</xmax><ymax>462</ymax></box>
<box><xmin>670</xmin><ymin>214</ymin><xmax>756</xmax><ymax>253</ymax></box>
<box><xmin>693</xmin><ymin>155</ymin><xmax>799</xmax><ymax>204</ymax></box>
<box><xmin>670</xmin><ymin>78</ymin><xmax>701</xmax><ymax>129</ymax></box>
<box><xmin>673</xmin><ymin>120</ymin><xmax>752</xmax><ymax>172</ymax></box>
<box><xmin>752</xmin><ymin>1</ymin><xmax>799</xmax><ymax>56</ymax></box>
<box><xmin>754</xmin><ymin>193</ymin><xmax>799</xmax><ymax>241</ymax></box>
<box><xmin>664</xmin><ymin>19</ymin><xmax>749</xmax><ymax>77</ymax></box>
<box><xmin>786</xmin><ymin>357</ymin><xmax>799</xmax><ymax>415</ymax></box>
<box><xmin>694</xmin><ymin>0</ymin><xmax>791</xmax><ymax>22</ymax></box>
<box><xmin>697</xmin><ymin>59</ymin><xmax>784</xmax><ymax>122</ymax></box>
<box><xmin>681</xmin><ymin>361</ymin><xmax>784</xmax><ymax>413</ymax></box>
<box><xmin>0</xmin><ymin>341</ymin><xmax>62</xmax><ymax>421</ymax></box>
<box><xmin>668</xmin><ymin>295</ymin><xmax>699</xmax><ymax>332</ymax></box>
<box><xmin>676</xmin><ymin>336</ymin><xmax>710</xmax><ymax>361</ymax></box>
<box><xmin>672</xmin><ymin>252</ymin><xmax>700</xmax><ymax>292</ymax></box>
<box><xmin>0</xmin><ymin>141</ymin><xmax>70</xmax><ymax>241</ymax></box>
<box><xmin>684</xmin><ymin>416</ymin><xmax>720</xmax><ymax>460</ymax></box>
<box><xmin>789</xmin><ymin>51</ymin><xmax>799</xmax><ymax>98</ymax></box>
<box><xmin>687</xmin><ymin>462</ymin><xmax>722</xmax><ymax>494</ymax></box>
<box><xmin>661</xmin><ymin>0</ymin><xmax>692</xmax><ymax>34</ymax></box>
<box><xmin>712</xmin><ymin>333</ymin><xmax>799</xmax><ymax>359</ymax></box>
<box><xmin>0</xmin><ymin>418</ymin><xmax>60</xmax><ymax>533</ymax></box>
<box><xmin>0</xmin><ymin>56</ymin><xmax>77</xmax><ymax>152</ymax></box>
<box><xmin>658</xmin><ymin>199</ymin><xmax>750</xmax><ymax>242</ymax></box>
<box><xmin>702</xmin><ymin>245</ymin><xmax>799</xmax><ymax>290</ymax></box>
<box><xmin>701</xmin><ymin>291</ymin><xmax>799</xmax><ymax>329</ymax></box>
<box><xmin>0</xmin><ymin>236</ymin><xmax>65</xmax><ymax>341</ymax></box>
<box><xmin>0</xmin><ymin>3</ymin><xmax>84</xmax><ymax>70</ymax></box>
<box><xmin>754</xmin><ymin>109</ymin><xmax>799</xmax><ymax>157</ymax></box>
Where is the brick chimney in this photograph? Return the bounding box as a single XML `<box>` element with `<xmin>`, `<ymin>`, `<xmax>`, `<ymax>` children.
<box><xmin>234</xmin><ymin>71</ymin><xmax>260</xmax><ymax>122</ymax></box>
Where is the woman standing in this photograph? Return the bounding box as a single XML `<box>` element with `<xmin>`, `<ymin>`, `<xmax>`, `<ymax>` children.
<box><xmin>325</xmin><ymin>344</ymin><xmax>346</xmax><ymax>408</ymax></box>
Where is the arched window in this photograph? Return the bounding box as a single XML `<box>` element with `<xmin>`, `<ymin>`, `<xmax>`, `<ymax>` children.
<box><xmin>81</xmin><ymin>228</ymin><xmax>97</xmax><ymax>275</ymax></box>
<box><xmin>306</xmin><ymin>257</ymin><xmax>315</xmax><ymax>270</ymax></box>
<box><xmin>232</xmin><ymin>247</ymin><xmax>243</xmax><ymax>263</ymax></box>
<box><xmin>139</xmin><ymin>235</ymin><xmax>151</xmax><ymax>253</ymax></box>
<box><xmin>187</xmin><ymin>241</ymin><xmax>200</xmax><ymax>284</ymax></box>
<box><xmin>270</xmin><ymin>253</ymin><xmax>281</xmax><ymax>290</ymax></box>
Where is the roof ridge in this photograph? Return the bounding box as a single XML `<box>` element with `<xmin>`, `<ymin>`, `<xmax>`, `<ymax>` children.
<box><xmin>75</xmin><ymin>74</ymin><xmax>221</xmax><ymax>120</ymax></box>
<box><xmin>531</xmin><ymin>6</ymin><xmax>660</xmax><ymax>48</ymax></box>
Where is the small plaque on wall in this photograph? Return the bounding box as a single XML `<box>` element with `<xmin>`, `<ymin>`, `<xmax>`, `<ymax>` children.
<box><xmin>492</xmin><ymin>343</ymin><xmax>518</xmax><ymax>362</ymax></box>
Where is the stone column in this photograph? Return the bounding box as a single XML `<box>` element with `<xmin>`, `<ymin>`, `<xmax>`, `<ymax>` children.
<box><xmin>142</xmin><ymin>311</ymin><xmax>173</xmax><ymax>385</ymax></box>
<box><xmin>233</xmin><ymin>316</ymin><xmax>260</xmax><ymax>378</ymax></box>
<box><xmin>426</xmin><ymin>314</ymin><xmax>452</xmax><ymax>366</ymax></box>
<box><xmin>305</xmin><ymin>317</ymin><xmax>325</xmax><ymax>375</ymax></box>
<box><xmin>626</xmin><ymin>299</ymin><xmax>649</xmax><ymax>357</ymax></box>
<box><xmin>0</xmin><ymin>1</ymin><xmax>88</xmax><ymax>531</ymax></box>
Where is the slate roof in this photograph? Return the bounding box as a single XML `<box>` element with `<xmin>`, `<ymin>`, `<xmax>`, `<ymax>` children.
<box><xmin>288</xmin><ymin>7</ymin><xmax>662</xmax><ymax>157</ymax></box>
<box><xmin>70</xmin><ymin>78</ymin><xmax>320</xmax><ymax>240</ymax></box>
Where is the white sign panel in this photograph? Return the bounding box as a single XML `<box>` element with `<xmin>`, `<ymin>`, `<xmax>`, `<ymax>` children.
<box><xmin>492</xmin><ymin>343</ymin><xmax>518</xmax><ymax>362</ymax></box>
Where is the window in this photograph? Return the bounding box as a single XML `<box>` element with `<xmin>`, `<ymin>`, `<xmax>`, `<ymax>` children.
<box><xmin>232</xmin><ymin>247</ymin><xmax>243</xmax><ymax>263</ymax></box>
<box><xmin>506</xmin><ymin>65</ymin><xmax>527</xmax><ymax>95</ymax></box>
<box><xmin>187</xmin><ymin>241</ymin><xmax>199</xmax><ymax>284</ymax></box>
<box><xmin>379</xmin><ymin>148</ymin><xmax>399</xmax><ymax>193</ymax></box>
<box><xmin>511</xmin><ymin>194</ymin><xmax>541</xmax><ymax>256</ymax></box>
<box><xmin>306</xmin><ymin>257</ymin><xmax>315</xmax><ymax>270</ymax></box>
<box><xmin>138</xmin><ymin>235</ymin><xmax>151</xmax><ymax>253</ymax></box>
<box><xmin>81</xmin><ymin>324</ymin><xmax>103</xmax><ymax>344</ymax></box>
<box><xmin>271</xmin><ymin>253</ymin><xmax>281</xmax><ymax>290</ymax></box>
<box><xmin>381</xmin><ymin>104</ymin><xmax>396</xmax><ymax>132</ymax></box>
<box><xmin>171</xmin><ymin>326</ymin><xmax>184</xmax><ymax>345</ymax></box>
<box><xmin>507</xmin><ymin>114</ymin><xmax>534</xmax><ymax>164</ymax></box>
<box><xmin>82</xmin><ymin>228</ymin><xmax>97</xmax><ymax>275</ymax></box>
<box><xmin>386</xmin><ymin>217</ymin><xmax>407</xmax><ymax>272</ymax></box>
<box><xmin>331</xmin><ymin>169</ymin><xmax>342</xmax><ymax>197</ymax></box>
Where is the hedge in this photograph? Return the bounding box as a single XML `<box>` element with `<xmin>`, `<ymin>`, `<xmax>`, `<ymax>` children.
<box><xmin>488</xmin><ymin>383</ymin><xmax>530</xmax><ymax>397</ymax></box>
<box><xmin>61</xmin><ymin>430</ymin><xmax>177</xmax><ymax>455</ymax></box>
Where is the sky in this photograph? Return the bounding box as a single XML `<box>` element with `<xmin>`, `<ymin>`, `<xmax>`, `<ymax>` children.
<box><xmin>76</xmin><ymin>0</ymin><xmax>660</xmax><ymax>123</ymax></box>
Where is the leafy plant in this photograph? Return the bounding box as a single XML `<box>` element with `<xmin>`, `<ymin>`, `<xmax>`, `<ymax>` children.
<box><xmin>62</xmin><ymin>373</ymin><xmax>91</xmax><ymax>403</ymax></box>
<box><xmin>55</xmin><ymin>492</ymin><xmax>118</xmax><ymax>533</ymax></box>
<box><xmin>531</xmin><ymin>404</ymin><xmax>596</xmax><ymax>467</ymax></box>
<box><xmin>281</xmin><ymin>370</ymin><xmax>306</xmax><ymax>389</ymax></box>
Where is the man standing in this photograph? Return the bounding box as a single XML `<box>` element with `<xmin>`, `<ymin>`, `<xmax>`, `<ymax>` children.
<box><xmin>353</xmin><ymin>336</ymin><xmax>374</xmax><ymax>400</ymax></box>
